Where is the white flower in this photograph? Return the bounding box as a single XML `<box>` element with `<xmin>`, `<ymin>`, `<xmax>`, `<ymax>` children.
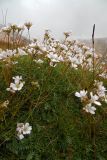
<box><xmin>16</xmin><ymin>123</ymin><xmax>32</xmax><ymax>140</ymax></box>
<box><xmin>58</xmin><ymin>55</ymin><xmax>64</xmax><ymax>62</ymax></box>
<box><xmin>7</xmin><ymin>76</ymin><xmax>25</xmax><ymax>92</ymax></box>
<box><xmin>10</xmin><ymin>82</ymin><xmax>24</xmax><ymax>91</ymax></box>
<box><xmin>90</xmin><ymin>92</ymin><xmax>101</xmax><ymax>106</ymax></box>
<box><xmin>18</xmin><ymin>48</ymin><xmax>27</xmax><ymax>56</ymax></box>
<box><xmin>94</xmin><ymin>81</ymin><xmax>107</xmax><ymax>98</ymax></box>
<box><xmin>75</xmin><ymin>90</ymin><xmax>87</xmax><ymax>100</ymax></box>
<box><xmin>83</xmin><ymin>103</ymin><xmax>96</xmax><ymax>114</ymax></box>
<box><xmin>47</xmin><ymin>52</ymin><xmax>63</xmax><ymax>63</ymax></box>
<box><xmin>71</xmin><ymin>63</ymin><xmax>78</xmax><ymax>69</ymax></box>
<box><xmin>0</xmin><ymin>49</ymin><xmax>16</xmax><ymax>60</ymax></box>
<box><xmin>23</xmin><ymin>123</ymin><xmax>32</xmax><ymax>135</ymax></box>
<box><xmin>47</xmin><ymin>52</ymin><xmax>58</xmax><ymax>62</ymax></box>
<box><xmin>97</xmin><ymin>83</ymin><xmax>106</xmax><ymax>98</ymax></box>
<box><xmin>16</xmin><ymin>123</ymin><xmax>24</xmax><ymax>133</ymax></box>
<box><xmin>34</xmin><ymin>59</ymin><xmax>43</xmax><ymax>64</ymax></box>
<box><xmin>86</xmin><ymin>58</ymin><xmax>92</xmax><ymax>67</ymax></box>
<box><xmin>99</xmin><ymin>72</ymin><xmax>107</xmax><ymax>79</ymax></box>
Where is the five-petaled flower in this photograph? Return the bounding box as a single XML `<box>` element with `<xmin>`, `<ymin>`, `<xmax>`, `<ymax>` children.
<box><xmin>75</xmin><ymin>90</ymin><xmax>87</xmax><ymax>101</ymax></box>
<box><xmin>7</xmin><ymin>76</ymin><xmax>25</xmax><ymax>93</ymax></box>
<box><xmin>90</xmin><ymin>92</ymin><xmax>101</xmax><ymax>106</ymax></box>
<box><xmin>83</xmin><ymin>103</ymin><xmax>96</xmax><ymax>115</ymax></box>
<box><xmin>16</xmin><ymin>123</ymin><xmax>32</xmax><ymax>140</ymax></box>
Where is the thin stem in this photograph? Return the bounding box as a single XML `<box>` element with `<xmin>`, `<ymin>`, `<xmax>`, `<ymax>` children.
<box><xmin>28</xmin><ymin>29</ymin><xmax>30</xmax><ymax>43</ymax></box>
<box><xmin>1</xmin><ymin>9</ymin><xmax>4</xmax><ymax>25</ymax></box>
<box><xmin>5</xmin><ymin>8</ymin><xmax>8</xmax><ymax>26</ymax></box>
<box><xmin>91</xmin><ymin>24</ymin><xmax>96</xmax><ymax>159</ymax></box>
<box><xmin>7</xmin><ymin>34</ymin><xmax>10</xmax><ymax>49</ymax></box>
<box><xmin>13</xmin><ymin>31</ymin><xmax>15</xmax><ymax>49</ymax></box>
<box><xmin>92</xmin><ymin>24</ymin><xmax>95</xmax><ymax>83</ymax></box>
<box><xmin>17</xmin><ymin>30</ymin><xmax>23</xmax><ymax>46</ymax></box>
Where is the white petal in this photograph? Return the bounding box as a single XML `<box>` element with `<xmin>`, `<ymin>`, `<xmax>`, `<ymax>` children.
<box><xmin>90</xmin><ymin>110</ymin><xmax>95</xmax><ymax>114</ymax></box>
<box><xmin>94</xmin><ymin>101</ymin><xmax>101</xmax><ymax>106</ymax></box>
<box><xmin>17</xmin><ymin>83</ymin><xmax>24</xmax><ymax>90</ymax></box>
<box><xmin>23</xmin><ymin>130</ymin><xmax>31</xmax><ymax>135</ymax></box>
<box><xmin>91</xmin><ymin>106</ymin><xmax>96</xmax><ymax>111</ymax></box>
<box><xmin>18</xmin><ymin>134</ymin><xmax>24</xmax><ymax>140</ymax></box>
<box><xmin>75</xmin><ymin>92</ymin><xmax>81</xmax><ymax>97</ymax></box>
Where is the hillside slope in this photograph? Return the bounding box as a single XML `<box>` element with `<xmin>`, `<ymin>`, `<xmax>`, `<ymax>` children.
<box><xmin>81</xmin><ymin>38</ymin><xmax>107</xmax><ymax>55</ymax></box>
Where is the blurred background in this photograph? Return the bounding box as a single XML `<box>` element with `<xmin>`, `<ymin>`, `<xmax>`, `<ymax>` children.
<box><xmin>0</xmin><ymin>0</ymin><xmax>107</xmax><ymax>39</ymax></box>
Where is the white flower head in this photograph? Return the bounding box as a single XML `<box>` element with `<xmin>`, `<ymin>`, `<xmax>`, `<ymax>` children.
<box><xmin>83</xmin><ymin>103</ymin><xmax>96</xmax><ymax>115</ymax></box>
<box><xmin>18</xmin><ymin>48</ymin><xmax>27</xmax><ymax>56</ymax></box>
<box><xmin>16</xmin><ymin>123</ymin><xmax>24</xmax><ymax>133</ymax></box>
<box><xmin>97</xmin><ymin>84</ymin><xmax>106</xmax><ymax>98</ymax></box>
<box><xmin>75</xmin><ymin>90</ymin><xmax>87</xmax><ymax>101</ymax></box>
<box><xmin>90</xmin><ymin>92</ymin><xmax>101</xmax><ymax>106</ymax></box>
<box><xmin>7</xmin><ymin>76</ymin><xmax>25</xmax><ymax>93</ymax></box>
<box><xmin>16</xmin><ymin>123</ymin><xmax>32</xmax><ymax>140</ymax></box>
<box><xmin>99</xmin><ymin>72</ymin><xmax>107</xmax><ymax>79</ymax></box>
<box><xmin>23</xmin><ymin>123</ymin><xmax>32</xmax><ymax>135</ymax></box>
<box><xmin>47</xmin><ymin>52</ymin><xmax>63</xmax><ymax>63</ymax></box>
<box><xmin>94</xmin><ymin>81</ymin><xmax>107</xmax><ymax>98</ymax></box>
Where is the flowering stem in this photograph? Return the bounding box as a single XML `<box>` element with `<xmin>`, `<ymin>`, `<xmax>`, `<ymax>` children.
<box><xmin>28</xmin><ymin>29</ymin><xmax>30</xmax><ymax>43</ymax></box>
<box><xmin>17</xmin><ymin>30</ymin><xmax>23</xmax><ymax>46</ymax></box>
<box><xmin>92</xmin><ymin>24</ymin><xmax>95</xmax><ymax>83</ymax></box>
<box><xmin>13</xmin><ymin>31</ymin><xmax>15</xmax><ymax>49</ymax></box>
<box><xmin>7</xmin><ymin>34</ymin><xmax>10</xmax><ymax>49</ymax></box>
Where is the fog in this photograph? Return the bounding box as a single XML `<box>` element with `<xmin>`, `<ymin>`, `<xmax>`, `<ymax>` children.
<box><xmin>0</xmin><ymin>0</ymin><xmax>107</xmax><ymax>39</ymax></box>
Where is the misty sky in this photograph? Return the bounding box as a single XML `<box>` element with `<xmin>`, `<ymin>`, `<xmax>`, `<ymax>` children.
<box><xmin>0</xmin><ymin>0</ymin><xmax>107</xmax><ymax>39</ymax></box>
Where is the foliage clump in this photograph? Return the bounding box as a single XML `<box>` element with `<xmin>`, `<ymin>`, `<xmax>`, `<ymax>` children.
<box><xmin>0</xmin><ymin>29</ymin><xmax>107</xmax><ymax>160</ymax></box>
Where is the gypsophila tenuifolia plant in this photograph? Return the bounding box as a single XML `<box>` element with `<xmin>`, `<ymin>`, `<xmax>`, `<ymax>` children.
<box><xmin>24</xmin><ymin>22</ymin><xmax>32</xmax><ymax>43</ymax></box>
<box><xmin>0</xmin><ymin>23</ymin><xmax>107</xmax><ymax>160</ymax></box>
<box><xmin>2</xmin><ymin>26</ymin><xmax>11</xmax><ymax>49</ymax></box>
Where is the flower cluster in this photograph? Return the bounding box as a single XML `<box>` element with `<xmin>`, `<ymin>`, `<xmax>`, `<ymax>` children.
<box><xmin>0</xmin><ymin>26</ymin><xmax>106</xmax><ymax>77</ymax></box>
<box><xmin>0</xmin><ymin>48</ymin><xmax>28</xmax><ymax>61</ymax></box>
<box><xmin>16</xmin><ymin>123</ymin><xmax>32</xmax><ymax>140</ymax></box>
<box><xmin>75</xmin><ymin>80</ymin><xmax>107</xmax><ymax>115</ymax></box>
<box><xmin>0</xmin><ymin>24</ymin><xmax>107</xmax><ymax>142</ymax></box>
<box><xmin>0</xmin><ymin>49</ymin><xmax>16</xmax><ymax>60</ymax></box>
<box><xmin>47</xmin><ymin>52</ymin><xmax>64</xmax><ymax>67</ymax></box>
<box><xmin>7</xmin><ymin>76</ymin><xmax>25</xmax><ymax>93</ymax></box>
<box><xmin>1</xmin><ymin>24</ymin><xmax>24</xmax><ymax>35</ymax></box>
